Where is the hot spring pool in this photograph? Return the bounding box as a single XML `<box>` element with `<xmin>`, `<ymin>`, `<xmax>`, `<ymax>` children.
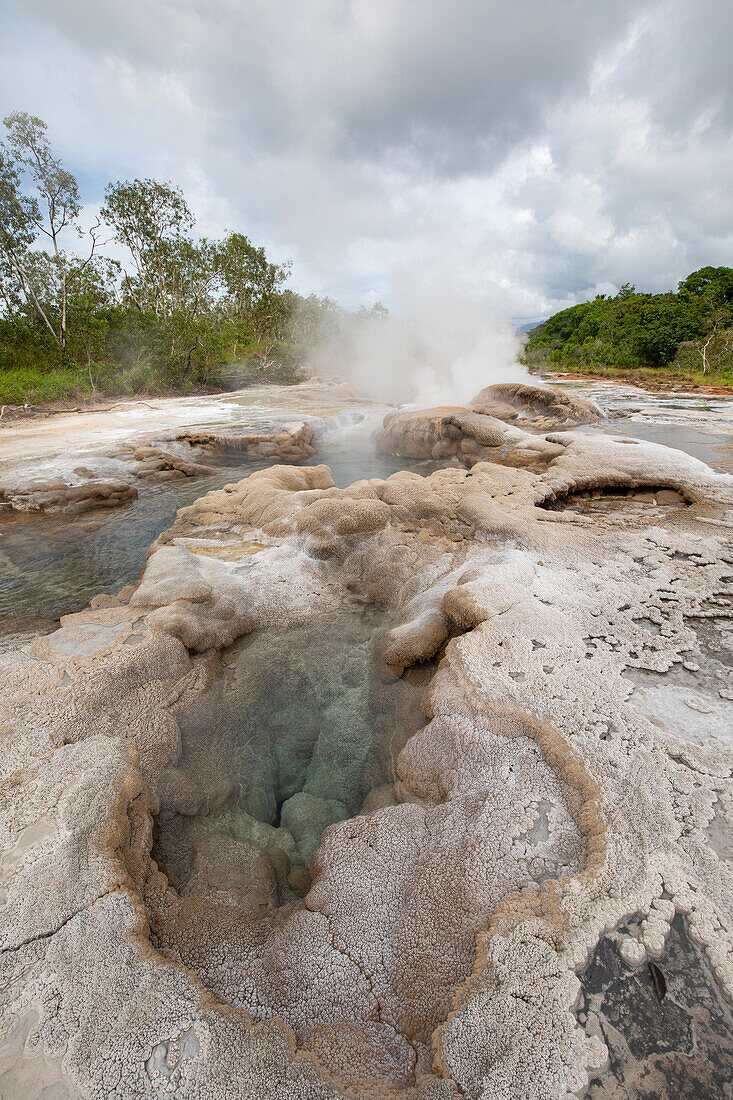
<box><xmin>152</xmin><ymin>605</ymin><xmax>429</xmax><ymax>900</ymax></box>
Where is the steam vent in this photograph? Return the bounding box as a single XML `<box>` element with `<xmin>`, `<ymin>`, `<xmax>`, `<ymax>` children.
<box><xmin>1</xmin><ymin>388</ymin><xmax>733</xmax><ymax>1099</ymax></box>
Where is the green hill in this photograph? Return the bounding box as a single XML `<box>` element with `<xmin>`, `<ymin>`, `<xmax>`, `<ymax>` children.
<box><xmin>525</xmin><ymin>267</ymin><xmax>733</xmax><ymax>387</ymax></box>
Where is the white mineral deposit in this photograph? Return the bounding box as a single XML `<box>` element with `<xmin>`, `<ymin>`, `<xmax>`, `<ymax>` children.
<box><xmin>2</xmin><ymin>387</ymin><xmax>732</xmax><ymax>1096</ymax></box>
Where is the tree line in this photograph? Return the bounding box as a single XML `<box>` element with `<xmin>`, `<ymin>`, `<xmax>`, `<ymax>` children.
<box><xmin>0</xmin><ymin>111</ymin><xmax>362</xmax><ymax>404</ymax></box>
<box><xmin>525</xmin><ymin>267</ymin><xmax>733</xmax><ymax>384</ymax></box>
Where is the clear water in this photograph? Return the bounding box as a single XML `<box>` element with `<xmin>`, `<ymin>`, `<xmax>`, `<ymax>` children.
<box><xmin>592</xmin><ymin>419</ymin><xmax>733</xmax><ymax>473</ymax></box>
<box><xmin>152</xmin><ymin>606</ymin><xmax>428</xmax><ymax>897</ymax></box>
<box><xmin>0</xmin><ymin>436</ymin><xmax>441</xmax><ymax>620</ymax></box>
<box><xmin>545</xmin><ymin>376</ymin><xmax>733</xmax><ymax>473</ymax></box>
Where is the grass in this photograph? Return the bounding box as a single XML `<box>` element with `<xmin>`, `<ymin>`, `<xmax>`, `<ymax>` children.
<box><xmin>0</xmin><ymin>367</ymin><xmax>94</xmax><ymax>406</ymax></box>
<box><xmin>0</xmin><ymin>354</ymin><xmax>307</xmax><ymax>409</ymax></box>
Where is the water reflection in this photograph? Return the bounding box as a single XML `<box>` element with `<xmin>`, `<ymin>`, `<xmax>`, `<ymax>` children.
<box><xmin>593</xmin><ymin>419</ymin><xmax>733</xmax><ymax>473</ymax></box>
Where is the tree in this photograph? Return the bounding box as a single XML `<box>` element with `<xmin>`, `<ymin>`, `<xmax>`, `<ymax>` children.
<box><xmin>525</xmin><ymin>268</ymin><xmax>733</xmax><ymax>377</ymax></box>
<box><xmin>287</xmin><ymin>293</ymin><xmax>342</xmax><ymax>347</ymax></box>
<box><xmin>216</xmin><ymin>232</ymin><xmax>290</xmax><ymax>342</ymax></box>
<box><xmin>0</xmin><ymin>146</ymin><xmax>38</xmax><ymax>316</ymax></box>
<box><xmin>101</xmin><ymin>178</ymin><xmax>194</xmax><ymax>317</ymax></box>
<box><xmin>1</xmin><ymin>112</ymin><xmax>101</xmax><ymax>350</ymax></box>
<box><xmin>678</xmin><ymin>266</ymin><xmax>733</xmax><ymax>306</ymax></box>
<box><xmin>65</xmin><ymin>256</ymin><xmax>123</xmax><ymax>381</ymax></box>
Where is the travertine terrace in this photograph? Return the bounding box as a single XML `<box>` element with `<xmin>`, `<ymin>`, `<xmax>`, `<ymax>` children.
<box><xmin>1</xmin><ymin>410</ymin><xmax>732</xmax><ymax>1098</ymax></box>
<box><xmin>174</xmin><ymin>421</ymin><xmax>317</xmax><ymax>464</ymax></box>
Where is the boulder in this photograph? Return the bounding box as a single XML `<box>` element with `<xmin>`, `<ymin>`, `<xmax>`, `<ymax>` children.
<box><xmin>376</xmin><ymin>405</ymin><xmax>568</xmax><ymax>470</ymax></box>
<box><xmin>131</xmin><ymin>445</ymin><xmax>218</xmax><ymax>479</ymax></box>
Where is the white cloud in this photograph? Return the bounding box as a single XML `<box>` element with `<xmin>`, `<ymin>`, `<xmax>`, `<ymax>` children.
<box><xmin>0</xmin><ymin>0</ymin><xmax>730</xmax><ymax>318</ymax></box>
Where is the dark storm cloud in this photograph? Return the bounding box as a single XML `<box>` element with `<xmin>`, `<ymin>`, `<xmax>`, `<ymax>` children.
<box><xmin>0</xmin><ymin>0</ymin><xmax>731</xmax><ymax>314</ymax></box>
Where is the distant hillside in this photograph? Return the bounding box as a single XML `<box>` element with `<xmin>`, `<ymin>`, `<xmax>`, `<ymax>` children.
<box><xmin>524</xmin><ymin>267</ymin><xmax>733</xmax><ymax>386</ymax></box>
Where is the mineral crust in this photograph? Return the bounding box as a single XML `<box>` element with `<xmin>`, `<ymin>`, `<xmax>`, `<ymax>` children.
<box><xmin>0</xmin><ymin>420</ymin><xmax>731</xmax><ymax>1099</ymax></box>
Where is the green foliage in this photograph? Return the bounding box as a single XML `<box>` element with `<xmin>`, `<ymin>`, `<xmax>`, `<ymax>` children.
<box><xmin>0</xmin><ymin>112</ymin><xmax>343</xmax><ymax>404</ymax></box>
<box><xmin>526</xmin><ymin>268</ymin><xmax>733</xmax><ymax>384</ymax></box>
<box><xmin>677</xmin><ymin>266</ymin><xmax>733</xmax><ymax>305</ymax></box>
<box><xmin>0</xmin><ymin>366</ymin><xmax>91</xmax><ymax>405</ymax></box>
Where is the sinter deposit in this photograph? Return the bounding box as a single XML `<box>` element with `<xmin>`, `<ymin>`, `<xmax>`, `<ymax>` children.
<box><xmin>176</xmin><ymin>421</ymin><xmax>317</xmax><ymax>463</ymax></box>
<box><xmin>0</xmin><ymin>406</ymin><xmax>732</xmax><ymax>1098</ymax></box>
<box><xmin>469</xmin><ymin>382</ymin><xmax>602</xmax><ymax>428</ymax></box>
<box><xmin>130</xmin><ymin>446</ymin><xmax>219</xmax><ymax>481</ymax></box>
<box><xmin>377</xmin><ymin>382</ymin><xmax>602</xmax><ymax>469</ymax></box>
<box><xmin>0</xmin><ymin>477</ymin><xmax>138</xmax><ymax>515</ymax></box>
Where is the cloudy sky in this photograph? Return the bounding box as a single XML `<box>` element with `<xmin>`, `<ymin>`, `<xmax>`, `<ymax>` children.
<box><xmin>1</xmin><ymin>0</ymin><xmax>731</xmax><ymax>321</ymax></box>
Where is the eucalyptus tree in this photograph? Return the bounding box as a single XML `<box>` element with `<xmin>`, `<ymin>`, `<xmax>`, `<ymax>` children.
<box><xmin>101</xmin><ymin>179</ymin><xmax>194</xmax><ymax>318</ymax></box>
<box><xmin>216</xmin><ymin>232</ymin><xmax>290</xmax><ymax>341</ymax></box>
<box><xmin>0</xmin><ymin>112</ymin><xmax>102</xmax><ymax>350</ymax></box>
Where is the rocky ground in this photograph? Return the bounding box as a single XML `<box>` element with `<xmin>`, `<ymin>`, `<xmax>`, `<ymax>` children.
<box><xmin>0</xmin><ymin>422</ymin><xmax>317</xmax><ymax>522</ymax></box>
<box><xmin>0</xmin><ymin>387</ymin><xmax>732</xmax><ymax>1099</ymax></box>
<box><xmin>174</xmin><ymin>422</ymin><xmax>317</xmax><ymax>464</ymax></box>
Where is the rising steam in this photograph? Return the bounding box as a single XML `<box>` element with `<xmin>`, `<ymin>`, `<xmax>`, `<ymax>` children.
<box><xmin>305</xmin><ymin>255</ymin><xmax>532</xmax><ymax>407</ymax></box>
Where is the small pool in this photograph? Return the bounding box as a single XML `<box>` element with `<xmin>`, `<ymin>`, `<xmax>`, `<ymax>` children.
<box><xmin>152</xmin><ymin>606</ymin><xmax>428</xmax><ymax>903</ymax></box>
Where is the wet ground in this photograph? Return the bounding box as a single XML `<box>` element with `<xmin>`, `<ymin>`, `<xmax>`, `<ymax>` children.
<box><xmin>546</xmin><ymin>376</ymin><xmax>733</xmax><ymax>473</ymax></box>
<box><xmin>578</xmin><ymin>915</ymin><xmax>733</xmax><ymax>1098</ymax></box>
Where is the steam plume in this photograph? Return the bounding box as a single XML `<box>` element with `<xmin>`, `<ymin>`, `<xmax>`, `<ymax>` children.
<box><xmin>306</xmin><ymin>245</ymin><xmax>531</xmax><ymax>407</ymax></box>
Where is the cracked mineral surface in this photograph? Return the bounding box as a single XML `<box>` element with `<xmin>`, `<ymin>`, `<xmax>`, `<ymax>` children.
<box><xmin>0</xmin><ymin>409</ymin><xmax>732</xmax><ymax>1099</ymax></box>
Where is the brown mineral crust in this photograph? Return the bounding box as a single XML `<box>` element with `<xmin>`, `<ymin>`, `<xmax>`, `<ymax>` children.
<box><xmin>0</xmin><ymin>477</ymin><xmax>138</xmax><ymax>514</ymax></box>
<box><xmin>377</xmin><ymin>406</ymin><xmax>470</xmax><ymax>459</ymax></box>
<box><xmin>382</xmin><ymin>608</ymin><xmax>451</xmax><ymax>674</ymax></box>
<box><xmin>150</xmin><ymin>464</ymin><xmax>337</xmax><ymax>550</ymax></box>
<box><xmin>376</xmin><ymin>405</ymin><xmax>571</xmax><ymax>471</ymax></box>
<box><xmin>376</xmin><ymin>382</ymin><xmax>600</xmax><ymax>474</ymax></box>
<box><xmin>469</xmin><ymin>381</ymin><xmax>602</xmax><ymax>427</ymax></box>
<box><xmin>131</xmin><ymin>444</ymin><xmax>218</xmax><ymax>479</ymax></box>
<box><xmin>176</xmin><ymin>422</ymin><xmax>317</xmax><ymax>463</ymax></box>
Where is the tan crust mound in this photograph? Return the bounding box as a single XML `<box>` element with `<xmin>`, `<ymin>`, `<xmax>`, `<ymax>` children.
<box><xmin>131</xmin><ymin>445</ymin><xmax>218</xmax><ymax>480</ymax></box>
<box><xmin>1</xmin><ymin>429</ymin><xmax>732</xmax><ymax>1098</ymax></box>
<box><xmin>376</xmin><ymin>406</ymin><xmax>568</xmax><ymax>470</ymax></box>
<box><xmin>176</xmin><ymin>421</ymin><xmax>317</xmax><ymax>463</ymax></box>
<box><xmin>0</xmin><ymin>477</ymin><xmax>138</xmax><ymax>515</ymax></box>
<box><xmin>377</xmin><ymin>406</ymin><xmax>470</xmax><ymax>459</ymax></box>
<box><xmin>469</xmin><ymin>381</ymin><xmax>601</xmax><ymax>428</ymax></box>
